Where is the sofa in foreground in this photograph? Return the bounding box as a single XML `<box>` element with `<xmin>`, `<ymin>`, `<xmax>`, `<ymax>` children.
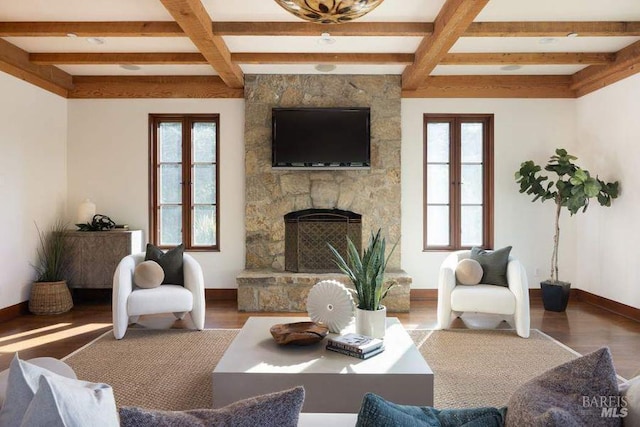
<box><xmin>0</xmin><ymin>348</ymin><xmax>638</xmax><ymax>427</ymax></box>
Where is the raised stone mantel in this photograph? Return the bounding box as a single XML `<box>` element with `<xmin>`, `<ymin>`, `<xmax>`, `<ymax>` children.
<box><xmin>237</xmin><ymin>269</ymin><xmax>411</xmax><ymax>313</ymax></box>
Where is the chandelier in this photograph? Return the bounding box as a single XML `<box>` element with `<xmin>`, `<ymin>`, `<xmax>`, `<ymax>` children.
<box><xmin>274</xmin><ymin>0</ymin><xmax>385</xmax><ymax>24</ymax></box>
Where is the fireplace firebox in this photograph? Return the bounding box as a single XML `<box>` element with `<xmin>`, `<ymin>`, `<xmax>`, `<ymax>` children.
<box><xmin>284</xmin><ymin>209</ymin><xmax>362</xmax><ymax>273</ymax></box>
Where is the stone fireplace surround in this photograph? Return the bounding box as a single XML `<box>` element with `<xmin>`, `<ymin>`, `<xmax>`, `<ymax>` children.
<box><xmin>237</xmin><ymin>74</ymin><xmax>410</xmax><ymax>312</ymax></box>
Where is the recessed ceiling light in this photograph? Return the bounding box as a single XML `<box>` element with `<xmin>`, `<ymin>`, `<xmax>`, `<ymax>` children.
<box><xmin>539</xmin><ymin>37</ymin><xmax>557</xmax><ymax>44</ymax></box>
<box><xmin>66</xmin><ymin>33</ymin><xmax>78</xmax><ymax>38</ymax></box>
<box><xmin>317</xmin><ymin>32</ymin><xmax>336</xmax><ymax>45</ymax></box>
<box><xmin>566</xmin><ymin>32</ymin><xmax>579</xmax><ymax>38</ymax></box>
<box><xmin>501</xmin><ymin>65</ymin><xmax>522</xmax><ymax>71</ymax></box>
<box><xmin>86</xmin><ymin>37</ymin><xmax>105</xmax><ymax>45</ymax></box>
<box><xmin>120</xmin><ymin>64</ymin><xmax>141</xmax><ymax>71</ymax></box>
<box><xmin>315</xmin><ymin>64</ymin><xmax>336</xmax><ymax>72</ymax></box>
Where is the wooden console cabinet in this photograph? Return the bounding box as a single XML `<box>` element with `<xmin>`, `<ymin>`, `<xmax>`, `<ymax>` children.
<box><xmin>63</xmin><ymin>230</ymin><xmax>143</xmax><ymax>289</ymax></box>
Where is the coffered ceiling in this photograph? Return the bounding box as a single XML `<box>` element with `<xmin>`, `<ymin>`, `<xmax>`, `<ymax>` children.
<box><xmin>1</xmin><ymin>0</ymin><xmax>639</xmax><ymax>98</ymax></box>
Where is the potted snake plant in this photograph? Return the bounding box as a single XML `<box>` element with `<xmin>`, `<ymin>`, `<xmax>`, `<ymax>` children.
<box><xmin>328</xmin><ymin>229</ymin><xmax>397</xmax><ymax>338</ymax></box>
<box><xmin>515</xmin><ymin>149</ymin><xmax>619</xmax><ymax>311</ymax></box>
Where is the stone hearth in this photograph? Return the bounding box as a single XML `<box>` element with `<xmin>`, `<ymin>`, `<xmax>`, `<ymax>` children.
<box><xmin>237</xmin><ymin>270</ymin><xmax>411</xmax><ymax>312</ymax></box>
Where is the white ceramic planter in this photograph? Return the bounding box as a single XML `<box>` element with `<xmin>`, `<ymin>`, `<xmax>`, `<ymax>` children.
<box><xmin>355</xmin><ymin>305</ymin><xmax>386</xmax><ymax>339</ymax></box>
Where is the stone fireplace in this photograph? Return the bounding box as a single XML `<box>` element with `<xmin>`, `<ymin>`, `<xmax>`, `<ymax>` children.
<box><xmin>237</xmin><ymin>74</ymin><xmax>411</xmax><ymax>312</ymax></box>
<box><xmin>285</xmin><ymin>208</ymin><xmax>361</xmax><ymax>273</ymax></box>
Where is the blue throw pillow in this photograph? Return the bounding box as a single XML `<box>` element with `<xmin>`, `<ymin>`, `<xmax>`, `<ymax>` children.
<box><xmin>356</xmin><ymin>393</ymin><xmax>506</xmax><ymax>427</ymax></box>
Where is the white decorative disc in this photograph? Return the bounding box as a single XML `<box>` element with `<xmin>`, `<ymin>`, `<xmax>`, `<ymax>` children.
<box><xmin>306</xmin><ymin>280</ymin><xmax>354</xmax><ymax>333</ymax></box>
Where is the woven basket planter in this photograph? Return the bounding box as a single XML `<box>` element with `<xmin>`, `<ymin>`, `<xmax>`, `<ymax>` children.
<box><xmin>29</xmin><ymin>280</ymin><xmax>73</xmax><ymax>315</ymax></box>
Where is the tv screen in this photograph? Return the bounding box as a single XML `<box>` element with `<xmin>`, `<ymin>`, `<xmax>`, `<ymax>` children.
<box><xmin>272</xmin><ymin>107</ymin><xmax>371</xmax><ymax>168</ymax></box>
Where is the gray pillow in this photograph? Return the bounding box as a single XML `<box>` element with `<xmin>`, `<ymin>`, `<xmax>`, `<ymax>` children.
<box><xmin>119</xmin><ymin>386</ymin><xmax>305</xmax><ymax>427</ymax></box>
<box><xmin>470</xmin><ymin>246</ymin><xmax>512</xmax><ymax>287</ymax></box>
<box><xmin>145</xmin><ymin>243</ymin><xmax>184</xmax><ymax>286</ymax></box>
<box><xmin>506</xmin><ymin>347</ymin><xmax>621</xmax><ymax>426</ymax></box>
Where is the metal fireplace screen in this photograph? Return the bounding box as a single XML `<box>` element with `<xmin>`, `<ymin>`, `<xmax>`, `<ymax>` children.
<box><xmin>285</xmin><ymin>209</ymin><xmax>362</xmax><ymax>273</ymax></box>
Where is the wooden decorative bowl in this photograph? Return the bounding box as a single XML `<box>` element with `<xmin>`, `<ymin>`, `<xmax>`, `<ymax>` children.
<box><xmin>270</xmin><ymin>321</ymin><xmax>329</xmax><ymax>346</ymax></box>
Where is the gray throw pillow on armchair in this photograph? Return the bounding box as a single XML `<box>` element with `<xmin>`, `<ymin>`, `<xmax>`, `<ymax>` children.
<box><xmin>470</xmin><ymin>246</ymin><xmax>512</xmax><ymax>287</ymax></box>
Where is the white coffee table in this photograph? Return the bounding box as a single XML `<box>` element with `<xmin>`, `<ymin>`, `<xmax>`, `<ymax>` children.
<box><xmin>212</xmin><ymin>316</ymin><xmax>433</xmax><ymax>413</ymax></box>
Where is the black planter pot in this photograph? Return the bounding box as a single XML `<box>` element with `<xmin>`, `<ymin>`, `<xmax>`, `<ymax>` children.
<box><xmin>541</xmin><ymin>280</ymin><xmax>571</xmax><ymax>312</ymax></box>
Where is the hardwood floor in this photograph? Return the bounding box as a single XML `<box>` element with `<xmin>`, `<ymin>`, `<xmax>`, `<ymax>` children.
<box><xmin>1</xmin><ymin>296</ymin><xmax>639</xmax><ymax>379</ymax></box>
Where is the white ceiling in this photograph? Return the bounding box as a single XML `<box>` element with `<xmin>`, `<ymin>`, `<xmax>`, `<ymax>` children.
<box><xmin>1</xmin><ymin>0</ymin><xmax>639</xmax><ymax>77</ymax></box>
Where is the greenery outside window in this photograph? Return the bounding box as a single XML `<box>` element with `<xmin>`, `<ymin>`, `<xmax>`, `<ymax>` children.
<box><xmin>423</xmin><ymin>114</ymin><xmax>493</xmax><ymax>251</ymax></box>
<box><xmin>149</xmin><ymin>114</ymin><xmax>219</xmax><ymax>251</ymax></box>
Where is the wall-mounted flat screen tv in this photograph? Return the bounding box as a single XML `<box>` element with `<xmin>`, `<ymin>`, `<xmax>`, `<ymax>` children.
<box><xmin>272</xmin><ymin>107</ymin><xmax>371</xmax><ymax>169</ymax></box>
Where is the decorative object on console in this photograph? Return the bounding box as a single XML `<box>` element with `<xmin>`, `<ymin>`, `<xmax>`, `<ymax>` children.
<box><xmin>329</xmin><ymin>229</ymin><xmax>397</xmax><ymax>339</ymax></box>
<box><xmin>515</xmin><ymin>149</ymin><xmax>619</xmax><ymax>311</ymax></box>
<box><xmin>29</xmin><ymin>220</ymin><xmax>73</xmax><ymax>315</ymax></box>
<box><xmin>306</xmin><ymin>280</ymin><xmax>354</xmax><ymax>333</ymax></box>
<box><xmin>273</xmin><ymin>0</ymin><xmax>384</xmax><ymax>24</ymax></box>
<box><xmin>76</xmin><ymin>214</ymin><xmax>116</xmax><ymax>231</ymax></box>
<box><xmin>76</xmin><ymin>199</ymin><xmax>96</xmax><ymax>225</ymax></box>
<box><xmin>270</xmin><ymin>321</ymin><xmax>329</xmax><ymax>346</ymax></box>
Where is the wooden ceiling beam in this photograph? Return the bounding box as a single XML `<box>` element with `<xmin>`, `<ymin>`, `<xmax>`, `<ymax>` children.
<box><xmin>442</xmin><ymin>52</ymin><xmax>614</xmax><ymax>66</ymax></box>
<box><xmin>572</xmin><ymin>40</ymin><xmax>640</xmax><ymax>97</ymax></box>
<box><xmin>0</xmin><ymin>38</ymin><xmax>72</xmax><ymax>97</ymax></box>
<box><xmin>2</xmin><ymin>21</ymin><xmax>639</xmax><ymax>38</ymax></box>
<box><xmin>402</xmin><ymin>75</ymin><xmax>576</xmax><ymax>98</ymax></box>
<box><xmin>232</xmin><ymin>52</ymin><xmax>413</xmax><ymax>65</ymax></box>
<box><xmin>69</xmin><ymin>76</ymin><xmax>243</xmax><ymax>98</ymax></box>
<box><xmin>30</xmin><ymin>52</ymin><xmax>207</xmax><ymax>65</ymax></box>
<box><xmin>0</xmin><ymin>22</ymin><xmax>184</xmax><ymax>37</ymax></box>
<box><xmin>466</xmin><ymin>21</ymin><xmax>640</xmax><ymax>37</ymax></box>
<box><xmin>213</xmin><ymin>21</ymin><xmax>431</xmax><ymax>36</ymax></box>
<box><xmin>402</xmin><ymin>0</ymin><xmax>489</xmax><ymax>90</ymax></box>
<box><xmin>159</xmin><ymin>0</ymin><xmax>243</xmax><ymax>88</ymax></box>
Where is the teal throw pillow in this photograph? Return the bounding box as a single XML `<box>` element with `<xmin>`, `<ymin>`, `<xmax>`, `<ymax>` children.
<box><xmin>119</xmin><ymin>386</ymin><xmax>304</xmax><ymax>427</ymax></box>
<box><xmin>145</xmin><ymin>243</ymin><xmax>184</xmax><ymax>286</ymax></box>
<box><xmin>356</xmin><ymin>393</ymin><xmax>506</xmax><ymax>427</ymax></box>
<box><xmin>470</xmin><ymin>246</ymin><xmax>512</xmax><ymax>287</ymax></box>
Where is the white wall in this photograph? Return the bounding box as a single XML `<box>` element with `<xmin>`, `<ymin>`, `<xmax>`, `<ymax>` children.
<box><xmin>67</xmin><ymin>99</ymin><xmax>245</xmax><ymax>288</ymax></box>
<box><xmin>401</xmin><ymin>98</ymin><xmax>578</xmax><ymax>289</ymax></box>
<box><xmin>575</xmin><ymin>74</ymin><xmax>640</xmax><ymax>309</ymax></box>
<box><xmin>0</xmin><ymin>73</ymin><xmax>68</xmax><ymax>310</ymax></box>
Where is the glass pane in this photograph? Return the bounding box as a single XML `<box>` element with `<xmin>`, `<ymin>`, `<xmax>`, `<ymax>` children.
<box><xmin>461</xmin><ymin>205</ymin><xmax>483</xmax><ymax>247</ymax></box>
<box><xmin>461</xmin><ymin>164</ymin><xmax>483</xmax><ymax>204</ymax></box>
<box><xmin>193</xmin><ymin>122</ymin><xmax>216</xmax><ymax>163</ymax></box>
<box><xmin>426</xmin><ymin>164</ymin><xmax>449</xmax><ymax>204</ymax></box>
<box><xmin>160</xmin><ymin>164</ymin><xmax>182</xmax><ymax>204</ymax></box>
<box><xmin>426</xmin><ymin>205</ymin><xmax>449</xmax><ymax>246</ymax></box>
<box><xmin>426</xmin><ymin>122</ymin><xmax>450</xmax><ymax>163</ymax></box>
<box><xmin>193</xmin><ymin>165</ymin><xmax>216</xmax><ymax>204</ymax></box>
<box><xmin>159</xmin><ymin>122</ymin><xmax>182</xmax><ymax>162</ymax></box>
<box><xmin>193</xmin><ymin>206</ymin><xmax>216</xmax><ymax>246</ymax></box>
<box><xmin>461</xmin><ymin>122</ymin><xmax>483</xmax><ymax>163</ymax></box>
<box><xmin>160</xmin><ymin>206</ymin><xmax>182</xmax><ymax>245</ymax></box>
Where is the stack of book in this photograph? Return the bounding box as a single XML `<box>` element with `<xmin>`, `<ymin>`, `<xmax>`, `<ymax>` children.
<box><xmin>326</xmin><ymin>333</ymin><xmax>384</xmax><ymax>359</ymax></box>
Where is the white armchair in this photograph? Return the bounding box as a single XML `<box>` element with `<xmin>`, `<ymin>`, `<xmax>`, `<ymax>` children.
<box><xmin>436</xmin><ymin>250</ymin><xmax>530</xmax><ymax>338</ymax></box>
<box><xmin>112</xmin><ymin>253</ymin><xmax>205</xmax><ymax>339</ymax></box>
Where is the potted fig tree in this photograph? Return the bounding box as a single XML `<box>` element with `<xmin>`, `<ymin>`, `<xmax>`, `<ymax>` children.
<box><xmin>328</xmin><ymin>229</ymin><xmax>397</xmax><ymax>338</ymax></box>
<box><xmin>515</xmin><ymin>149</ymin><xmax>619</xmax><ymax>311</ymax></box>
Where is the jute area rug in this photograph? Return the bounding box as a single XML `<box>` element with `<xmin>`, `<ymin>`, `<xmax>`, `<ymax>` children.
<box><xmin>63</xmin><ymin>328</ymin><xmax>579</xmax><ymax>411</ymax></box>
